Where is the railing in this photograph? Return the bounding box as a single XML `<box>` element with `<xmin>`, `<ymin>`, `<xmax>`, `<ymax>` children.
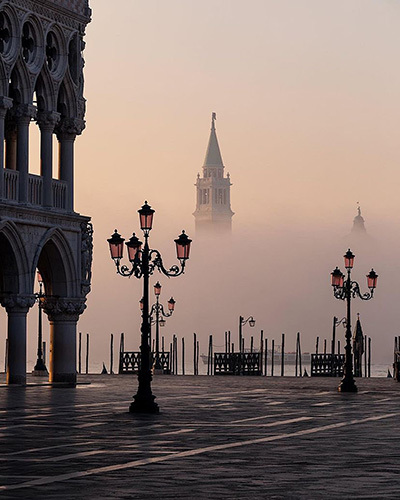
<box><xmin>28</xmin><ymin>174</ymin><xmax>42</xmax><ymax>205</ymax></box>
<box><xmin>2</xmin><ymin>170</ymin><xmax>67</xmax><ymax>210</ymax></box>
<box><xmin>4</xmin><ymin>169</ymin><xmax>18</xmax><ymax>201</ymax></box>
<box><xmin>119</xmin><ymin>351</ymin><xmax>171</xmax><ymax>374</ymax></box>
<box><xmin>52</xmin><ymin>179</ymin><xmax>67</xmax><ymax>209</ymax></box>
<box><xmin>311</xmin><ymin>354</ymin><xmax>344</xmax><ymax>377</ymax></box>
<box><xmin>214</xmin><ymin>352</ymin><xmax>262</xmax><ymax>376</ymax></box>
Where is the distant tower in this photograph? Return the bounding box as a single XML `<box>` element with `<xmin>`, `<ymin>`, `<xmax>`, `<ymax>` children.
<box><xmin>351</xmin><ymin>203</ymin><xmax>367</xmax><ymax>234</ymax></box>
<box><xmin>193</xmin><ymin>113</ymin><xmax>234</xmax><ymax>233</ymax></box>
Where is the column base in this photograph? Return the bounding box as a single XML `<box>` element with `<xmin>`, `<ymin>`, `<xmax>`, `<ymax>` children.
<box><xmin>338</xmin><ymin>378</ymin><xmax>358</xmax><ymax>393</ymax></box>
<box><xmin>129</xmin><ymin>394</ymin><xmax>159</xmax><ymax>414</ymax></box>
<box><xmin>50</xmin><ymin>373</ymin><xmax>76</xmax><ymax>385</ymax></box>
<box><xmin>7</xmin><ymin>374</ymin><xmax>26</xmax><ymax>385</ymax></box>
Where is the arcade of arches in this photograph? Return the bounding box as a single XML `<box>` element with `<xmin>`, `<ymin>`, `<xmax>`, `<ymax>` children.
<box><xmin>0</xmin><ymin>0</ymin><xmax>92</xmax><ymax>384</ymax></box>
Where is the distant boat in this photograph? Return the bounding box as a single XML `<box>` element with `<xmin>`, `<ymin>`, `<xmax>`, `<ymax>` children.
<box><xmin>201</xmin><ymin>351</ymin><xmax>311</xmax><ymax>365</ymax></box>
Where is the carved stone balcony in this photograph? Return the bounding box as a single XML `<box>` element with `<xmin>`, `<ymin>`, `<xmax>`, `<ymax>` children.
<box><xmin>3</xmin><ymin>170</ymin><xmax>67</xmax><ymax>210</ymax></box>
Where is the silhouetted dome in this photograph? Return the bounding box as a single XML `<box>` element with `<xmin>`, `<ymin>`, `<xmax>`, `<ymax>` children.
<box><xmin>351</xmin><ymin>205</ymin><xmax>366</xmax><ymax>234</ymax></box>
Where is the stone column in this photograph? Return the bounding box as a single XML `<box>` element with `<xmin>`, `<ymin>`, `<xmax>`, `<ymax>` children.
<box><xmin>12</xmin><ymin>104</ymin><xmax>37</xmax><ymax>203</ymax></box>
<box><xmin>37</xmin><ymin>111</ymin><xmax>60</xmax><ymax>208</ymax></box>
<box><xmin>0</xmin><ymin>97</ymin><xmax>13</xmax><ymax>200</ymax></box>
<box><xmin>43</xmin><ymin>298</ymin><xmax>86</xmax><ymax>385</ymax></box>
<box><xmin>1</xmin><ymin>295</ymin><xmax>35</xmax><ymax>385</ymax></box>
<box><xmin>56</xmin><ymin>118</ymin><xmax>85</xmax><ymax>212</ymax></box>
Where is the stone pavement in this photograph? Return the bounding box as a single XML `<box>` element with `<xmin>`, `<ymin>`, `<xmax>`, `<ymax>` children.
<box><xmin>0</xmin><ymin>374</ymin><xmax>399</xmax><ymax>499</ymax></box>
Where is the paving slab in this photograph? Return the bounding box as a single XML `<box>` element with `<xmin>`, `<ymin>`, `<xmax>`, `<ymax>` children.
<box><xmin>0</xmin><ymin>374</ymin><xmax>399</xmax><ymax>499</ymax></box>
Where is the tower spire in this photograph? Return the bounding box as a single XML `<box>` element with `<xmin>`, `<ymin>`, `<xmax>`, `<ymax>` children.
<box><xmin>193</xmin><ymin>113</ymin><xmax>234</xmax><ymax>233</ymax></box>
<box><xmin>203</xmin><ymin>112</ymin><xmax>224</xmax><ymax>167</ymax></box>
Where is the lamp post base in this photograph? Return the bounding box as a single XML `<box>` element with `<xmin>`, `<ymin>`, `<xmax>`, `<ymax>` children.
<box><xmin>129</xmin><ymin>395</ymin><xmax>159</xmax><ymax>414</ymax></box>
<box><xmin>338</xmin><ymin>378</ymin><xmax>358</xmax><ymax>393</ymax></box>
<box><xmin>32</xmin><ymin>358</ymin><xmax>48</xmax><ymax>376</ymax></box>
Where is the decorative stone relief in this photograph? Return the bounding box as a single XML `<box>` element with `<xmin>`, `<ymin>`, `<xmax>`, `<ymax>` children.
<box><xmin>42</xmin><ymin>296</ymin><xmax>86</xmax><ymax>321</ymax></box>
<box><xmin>0</xmin><ymin>294</ymin><xmax>36</xmax><ymax>311</ymax></box>
<box><xmin>80</xmin><ymin>221</ymin><xmax>93</xmax><ymax>297</ymax></box>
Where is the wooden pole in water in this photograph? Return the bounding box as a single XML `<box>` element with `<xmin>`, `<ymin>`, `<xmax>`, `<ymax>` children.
<box><xmin>193</xmin><ymin>333</ymin><xmax>197</xmax><ymax>375</ymax></box>
<box><xmin>368</xmin><ymin>337</ymin><xmax>371</xmax><ymax>378</ymax></box>
<box><xmin>332</xmin><ymin>317</ymin><xmax>336</xmax><ymax>355</ymax></box>
<box><xmin>338</xmin><ymin>340</ymin><xmax>340</xmax><ymax>355</ymax></box>
<box><xmin>316</xmin><ymin>336</ymin><xmax>319</xmax><ymax>355</ymax></box>
<box><xmin>197</xmin><ymin>340</ymin><xmax>200</xmax><ymax>375</ymax></box>
<box><xmin>85</xmin><ymin>333</ymin><xmax>89</xmax><ymax>374</ymax></box>
<box><xmin>43</xmin><ymin>341</ymin><xmax>46</xmax><ymax>366</ymax></box>
<box><xmin>162</xmin><ymin>336</ymin><xmax>165</xmax><ymax>353</ymax></box>
<box><xmin>364</xmin><ymin>334</ymin><xmax>367</xmax><ymax>378</ymax></box>
<box><xmin>264</xmin><ymin>338</ymin><xmax>268</xmax><ymax>376</ymax></box>
<box><xmin>110</xmin><ymin>334</ymin><xmax>114</xmax><ymax>375</ymax></box>
<box><xmin>208</xmin><ymin>335</ymin><xmax>213</xmax><ymax>375</ymax></box>
<box><xmin>323</xmin><ymin>339</ymin><xmax>327</xmax><ymax>355</ymax></box>
<box><xmin>231</xmin><ymin>343</ymin><xmax>234</xmax><ymax>353</ymax></box>
<box><xmin>260</xmin><ymin>330</ymin><xmax>264</xmax><ymax>356</ymax></box>
<box><xmin>78</xmin><ymin>331</ymin><xmax>82</xmax><ymax>374</ymax></box>
<box><xmin>295</xmin><ymin>332</ymin><xmax>299</xmax><ymax>377</ymax></box>
<box><xmin>250</xmin><ymin>336</ymin><xmax>254</xmax><ymax>353</ymax></box>
<box><xmin>298</xmin><ymin>332</ymin><xmax>302</xmax><ymax>376</ymax></box>
<box><xmin>175</xmin><ymin>335</ymin><xmax>178</xmax><ymax>375</ymax></box>
<box><xmin>281</xmin><ymin>333</ymin><xmax>285</xmax><ymax>376</ymax></box>
<box><xmin>182</xmin><ymin>337</ymin><xmax>185</xmax><ymax>375</ymax></box>
<box><xmin>169</xmin><ymin>342</ymin><xmax>173</xmax><ymax>374</ymax></box>
<box><xmin>271</xmin><ymin>339</ymin><xmax>275</xmax><ymax>376</ymax></box>
<box><xmin>228</xmin><ymin>331</ymin><xmax>231</xmax><ymax>353</ymax></box>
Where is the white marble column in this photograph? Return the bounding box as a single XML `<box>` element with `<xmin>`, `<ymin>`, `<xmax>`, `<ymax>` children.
<box><xmin>37</xmin><ymin>111</ymin><xmax>60</xmax><ymax>208</ymax></box>
<box><xmin>0</xmin><ymin>97</ymin><xmax>13</xmax><ymax>200</ymax></box>
<box><xmin>44</xmin><ymin>298</ymin><xmax>86</xmax><ymax>385</ymax></box>
<box><xmin>56</xmin><ymin>118</ymin><xmax>85</xmax><ymax>212</ymax></box>
<box><xmin>13</xmin><ymin>104</ymin><xmax>36</xmax><ymax>204</ymax></box>
<box><xmin>1</xmin><ymin>295</ymin><xmax>35</xmax><ymax>385</ymax></box>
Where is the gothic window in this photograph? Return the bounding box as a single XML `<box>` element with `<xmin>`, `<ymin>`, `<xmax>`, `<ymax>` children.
<box><xmin>21</xmin><ymin>22</ymin><xmax>36</xmax><ymax>66</ymax></box>
<box><xmin>46</xmin><ymin>32</ymin><xmax>59</xmax><ymax>73</ymax></box>
<box><xmin>0</xmin><ymin>12</ymin><xmax>11</xmax><ymax>56</ymax></box>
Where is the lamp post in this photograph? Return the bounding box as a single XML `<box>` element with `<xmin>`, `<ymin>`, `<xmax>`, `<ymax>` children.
<box><xmin>32</xmin><ymin>271</ymin><xmax>48</xmax><ymax>375</ymax></box>
<box><xmin>151</xmin><ymin>282</ymin><xmax>175</xmax><ymax>370</ymax></box>
<box><xmin>140</xmin><ymin>283</ymin><xmax>176</xmax><ymax>370</ymax></box>
<box><xmin>108</xmin><ymin>201</ymin><xmax>191</xmax><ymax>413</ymax></box>
<box><xmin>331</xmin><ymin>249</ymin><xmax>378</xmax><ymax>392</ymax></box>
<box><xmin>239</xmin><ymin>315</ymin><xmax>256</xmax><ymax>353</ymax></box>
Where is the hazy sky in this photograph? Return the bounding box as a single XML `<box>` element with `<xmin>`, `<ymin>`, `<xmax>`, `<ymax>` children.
<box><xmin>13</xmin><ymin>0</ymin><xmax>400</xmax><ymax>369</ymax></box>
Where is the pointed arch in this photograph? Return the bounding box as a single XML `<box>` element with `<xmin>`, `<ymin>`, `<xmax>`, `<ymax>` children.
<box><xmin>33</xmin><ymin>227</ymin><xmax>78</xmax><ymax>297</ymax></box>
<box><xmin>34</xmin><ymin>66</ymin><xmax>57</xmax><ymax>111</ymax></box>
<box><xmin>0</xmin><ymin>220</ymin><xmax>30</xmax><ymax>294</ymax></box>
<box><xmin>0</xmin><ymin>59</ymin><xmax>8</xmax><ymax>97</ymax></box>
<box><xmin>57</xmin><ymin>71</ymin><xmax>77</xmax><ymax>119</ymax></box>
<box><xmin>9</xmin><ymin>57</ymin><xmax>33</xmax><ymax>104</ymax></box>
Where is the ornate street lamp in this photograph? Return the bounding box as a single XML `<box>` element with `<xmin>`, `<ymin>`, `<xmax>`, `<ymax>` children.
<box><xmin>149</xmin><ymin>282</ymin><xmax>176</xmax><ymax>370</ymax></box>
<box><xmin>239</xmin><ymin>315</ymin><xmax>256</xmax><ymax>353</ymax></box>
<box><xmin>32</xmin><ymin>271</ymin><xmax>48</xmax><ymax>375</ymax></box>
<box><xmin>331</xmin><ymin>249</ymin><xmax>377</xmax><ymax>392</ymax></box>
<box><xmin>108</xmin><ymin>201</ymin><xmax>191</xmax><ymax>413</ymax></box>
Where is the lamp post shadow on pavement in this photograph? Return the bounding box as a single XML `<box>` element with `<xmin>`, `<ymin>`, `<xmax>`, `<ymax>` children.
<box><xmin>107</xmin><ymin>201</ymin><xmax>192</xmax><ymax>413</ymax></box>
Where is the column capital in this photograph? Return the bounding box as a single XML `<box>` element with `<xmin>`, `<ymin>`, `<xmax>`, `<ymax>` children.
<box><xmin>0</xmin><ymin>294</ymin><xmax>36</xmax><ymax>313</ymax></box>
<box><xmin>37</xmin><ymin>111</ymin><xmax>61</xmax><ymax>132</ymax></box>
<box><xmin>11</xmin><ymin>104</ymin><xmax>37</xmax><ymax>124</ymax></box>
<box><xmin>0</xmin><ymin>96</ymin><xmax>13</xmax><ymax>118</ymax></box>
<box><xmin>43</xmin><ymin>297</ymin><xmax>86</xmax><ymax>322</ymax></box>
<box><xmin>56</xmin><ymin>118</ymin><xmax>85</xmax><ymax>140</ymax></box>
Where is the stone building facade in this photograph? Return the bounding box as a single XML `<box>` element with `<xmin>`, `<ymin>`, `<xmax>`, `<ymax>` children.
<box><xmin>193</xmin><ymin>113</ymin><xmax>234</xmax><ymax>233</ymax></box>
<box><xmin>0</xmin><ymin>0</ymin><xmax>92</xmax><ymax>384</ymax></box>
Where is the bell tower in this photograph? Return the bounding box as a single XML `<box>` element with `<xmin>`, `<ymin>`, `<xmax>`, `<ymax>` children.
<box><xmin>193</xmin><ymin>113</ymin><xmax>234</xmax><ymax>233</ymax></box>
